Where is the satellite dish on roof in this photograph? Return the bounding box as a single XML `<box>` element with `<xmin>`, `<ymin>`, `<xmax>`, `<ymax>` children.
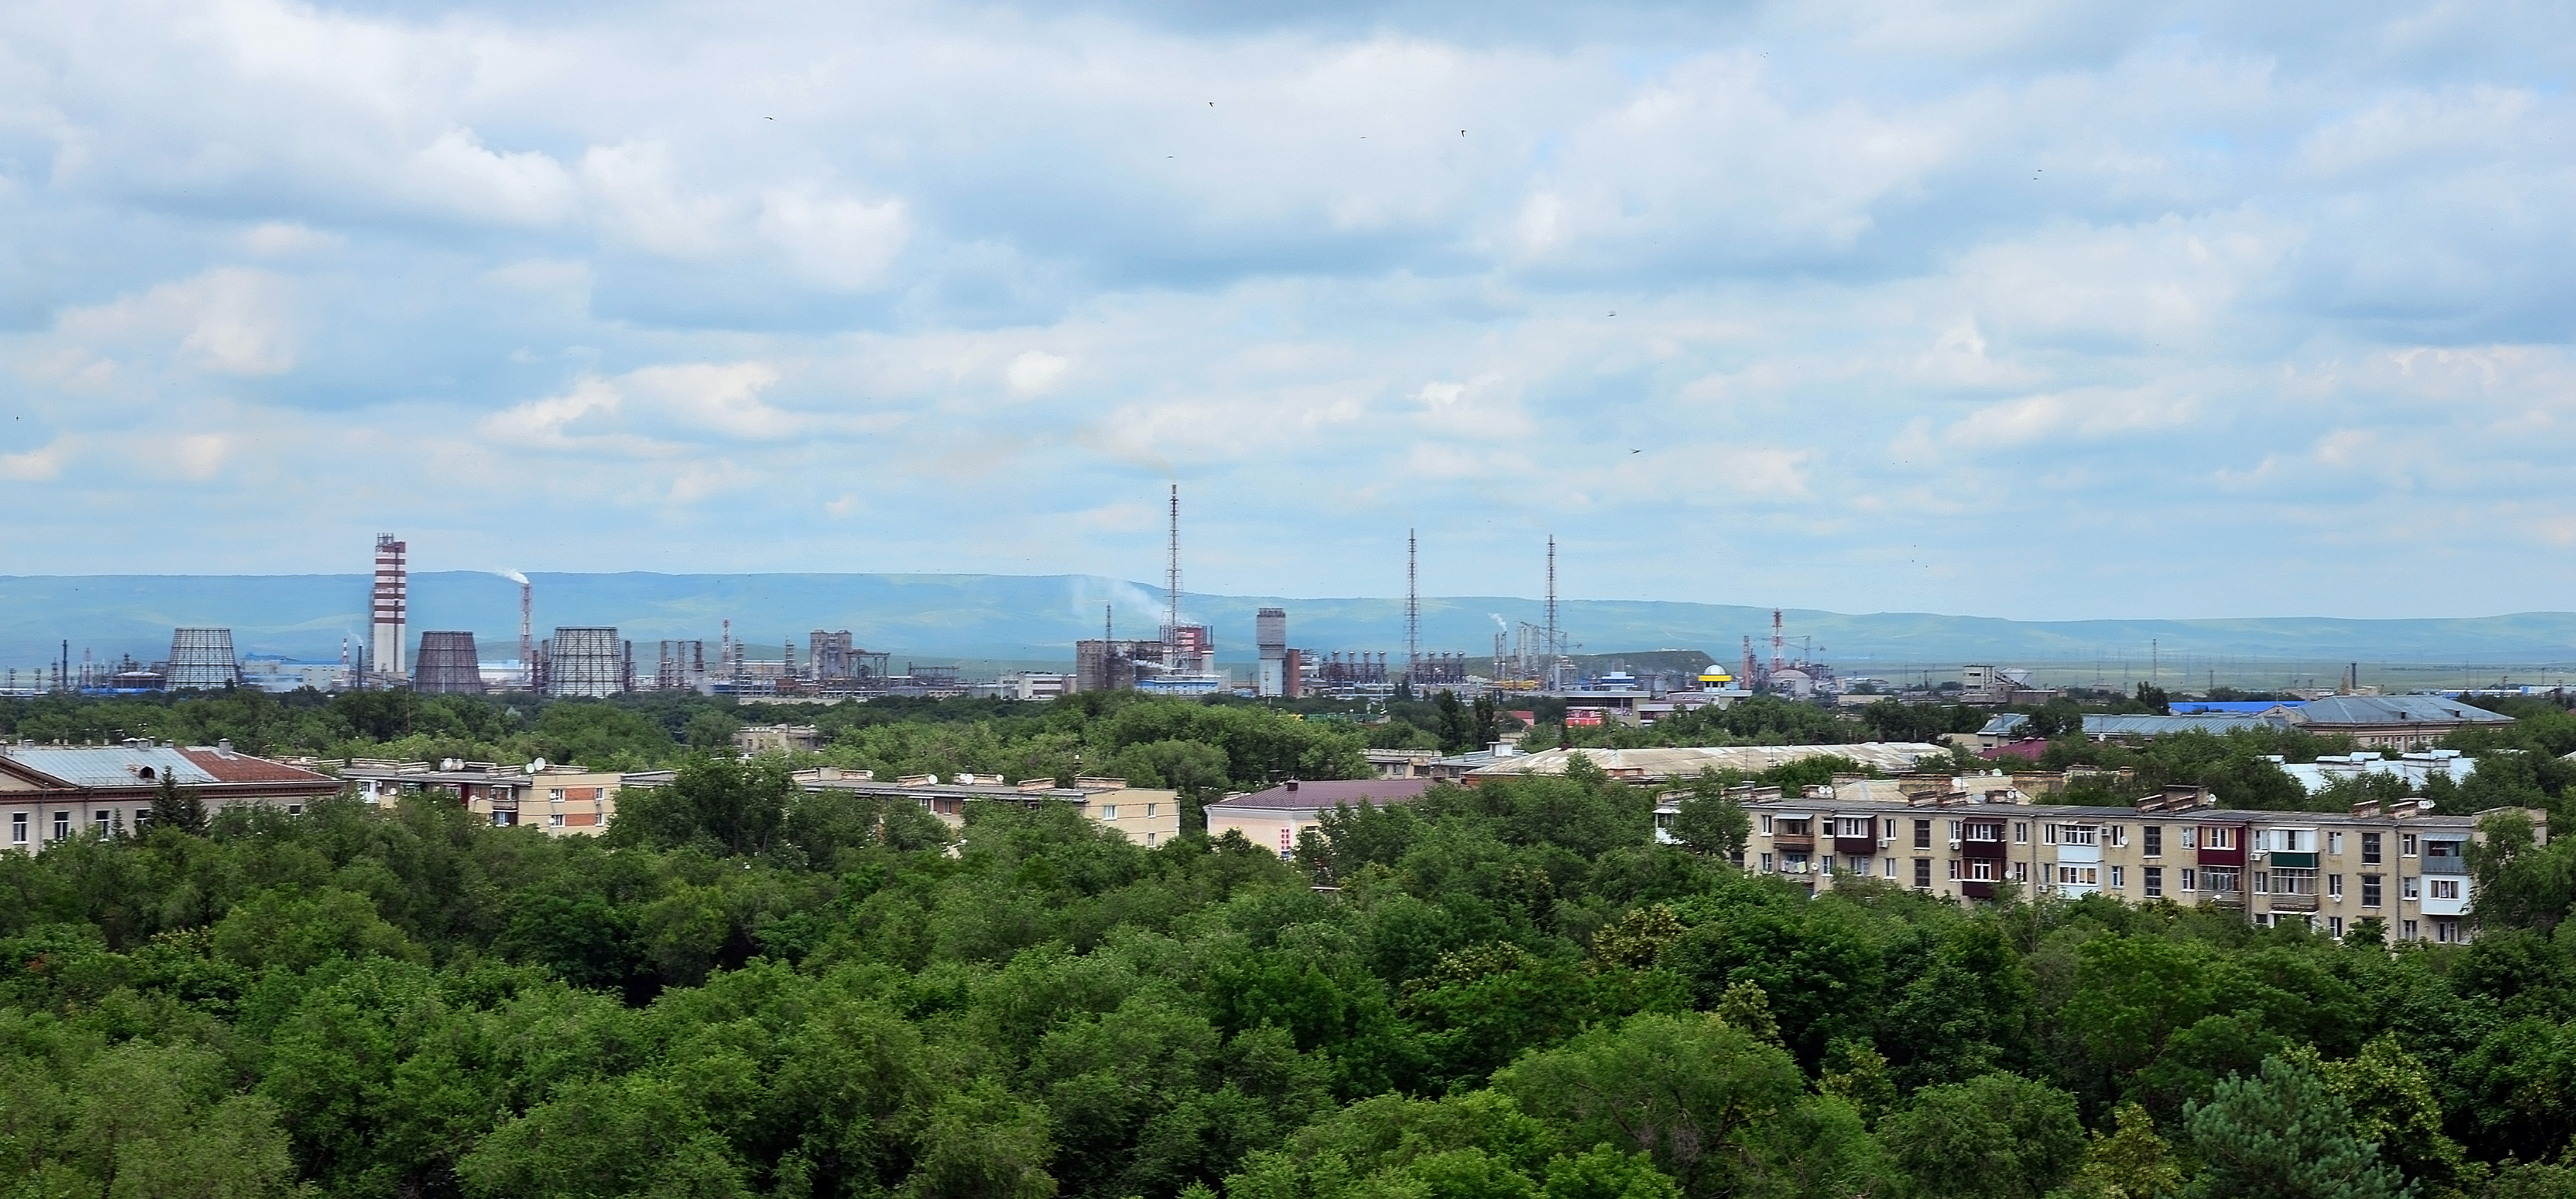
<box><xmin>527</xmin><ymin>758</ymin><xmax>548</xmax><ymax>772</ymax></box>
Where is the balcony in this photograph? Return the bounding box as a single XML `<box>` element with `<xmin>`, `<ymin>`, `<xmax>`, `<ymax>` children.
<box><xmin>1772</xmin><ymin>834</ymin><xmax>1816</xmax><ymax>852</ymax></box>
<box><xmin>2269</xmin><ymin>893</ymin><xmax>2319</xmax><ymax>913</ymax></box>
<box><xmin>2423</xmin><ymin>854</ymin><xmax>2469</xmax><ymax>876</ymax></box>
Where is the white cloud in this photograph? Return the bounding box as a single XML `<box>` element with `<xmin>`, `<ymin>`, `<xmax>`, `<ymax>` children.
<box><xmin>1006</xmin><ymin>350</ymin><xmax>1070</xmax><ymax>397</ymax></box>
<box><xmin>4</xmin><ymin>0</ymin><xmax>2576</xmax><ymax>620</ymax></box>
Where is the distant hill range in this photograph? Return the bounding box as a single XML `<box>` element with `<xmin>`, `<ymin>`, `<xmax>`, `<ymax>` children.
<box><xmin>4</xmin><ymin>573</ymin><xmax>2575</xmax><ymax>680</ymax></box>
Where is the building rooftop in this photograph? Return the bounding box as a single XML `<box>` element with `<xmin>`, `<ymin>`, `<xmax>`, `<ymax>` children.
<box><xmin>1467</xmin><ymin>743</ymin><xmax>1950</xmax><ymax>782</ymax></box>
<box><xmin>0</xmin><ymin>741</ymin><xmax>336</xmax><ymax>790</ymax></box>
<box><xmin>2293</xmin><ymin>695</ymin><xmax>2516</xmax><ymax>725</ymax></box>
<box><xmin>1210</xmin><ymin>778</ymin><xmax>1435</xmax><ymax>811</ymax></box>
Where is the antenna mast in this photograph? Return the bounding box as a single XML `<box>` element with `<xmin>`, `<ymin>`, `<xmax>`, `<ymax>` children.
<box><xmin>1164</xmin><ymin>483</ymin><xmax>1182</xmax><ymax>671</ymax></box>
<box><xmin>1405</xmin><ymin>529</ymin><xmax>1420</xmax><ymax>686</ymax></box>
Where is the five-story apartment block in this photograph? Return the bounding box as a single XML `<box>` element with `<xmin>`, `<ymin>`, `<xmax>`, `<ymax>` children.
<box><xmin>1717</xmin><ymin>779</ymin><xmax>2539</xmax><ymax>945</ymax></box>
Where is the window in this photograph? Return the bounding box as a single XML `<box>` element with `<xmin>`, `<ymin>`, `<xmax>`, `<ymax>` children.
<box><xmin>2361</xmin><ymin>875</ymin><xmax>2383</xmax><ymax>907</ymax></box>
<box><xmin>1965</xmin><ymin>820</ymin><xmax>2003</xmax><ymax>842</ymax></box>
<box><xmin>1760</xmin><ymin>853</ymin><xmax>1774</xmax><ymax>872</ymax></box>
<box><xmin>52</xmin><ymin>812</ymin><xmax>69</xmax><ymax>840</ymax></box>
<box><xmin>1883</xmin><ymin>857</ymin><xmax>1896</xmax><ymax>878</ymax></box>
<box><xmin>2362</xmin><ymin>832</ymin><xmax>2383</xmax><ymax>865</ymax></box>
<box><xmin>2203</xmin><ymin>867</ymin><xmax>2241</xmax><ymax>894</ymax></box>
<box><xmin>2056</xmin><ymin>865</ymin><xmax>2100</xmax><ymax>886</ymax></box>
<box><xmin>2402</xmin><ymin>876</ymin><xmax>2421</xmax><ymax>901</ymax></box>
<box><xmin>2431</xmin><ymin>878</ymin><xmax>2461</xmax><ymax>900</ymax></box>
<box><xmin>1948</xmin><ymin>859</ymin><xmax>1962</xmax><ymax>880</ymax></box>
<box><xmin>548</xmin><ymin>788</ymin><xmax>565</xmax><ymax>802</ymax></box>
<box><xmin>2181</xmin><ymin>868</ymin><xmax>2196</xmax><ymax>891</ymax></box>
<box><xmin>1949</xmin><ymin>819</ymin><xmax>1962</xmax><ymax>843</ymax></box>
<box><xmin>1145</xmin><ymin>832</ymin><xmax>1158</xmax><ymax>846</ymax></box>
<box><xmin>1760</xmin><ymin>815</ymin><xmax>1774</xmax><ymax>835</ymax></box>
<box><xmin>2011</xmin><ymin>861</ymin><xmax>2029</xmax><ymax>883</ymax></box>
<box><xmin>1914</xmin><ymin>858</ymin><xmax>1932</xmax><ymax>888</ymax></box>
<box><xmin>2111</xmin><ymin>825</ymin><xmax>2126</xmax><ymax>847</ymax></box>
<box><xmin>548</xmin><ymin>813</ymin><xmax>566</xmax><ymax>827</ymax></box>
<box><xmin>2202</xmin><ymin>826</ymin><xmax>2238</xmax><ymax>850</ymax></box>
<box><xmin>2436</xmin><ymin>919</ymin><xmax>2457</xmax><ymax>944</ymax></box>
<box><xmin>2402</xmin><ymin>833</ymin><xmax>2418</xmax><ymax>857</ymax></box>
<box><xmin>2329</xmin><ymin>832</ymin><xmax>2344</xmax><ymax>855</ymax></box>
<box><xmin>2144</xmin><ymin>825</ymin><xmax>2163</xmax><ymax>857</ymax></box>
<box><xmin>93</xmin><ymin>811</ymin><xmax>113</xmax><ymax>835</ymax></box>
<box><xmin>2110</xmin><ymin>865</ymin><xmax>2125</xmax><ymax>889</ymax></box>
<box><xmin>132</xmin><ymin>809</ymin><xmax>151</xmax><ymax>831</ymax></box>
<box><xmin>2254</xmin><ymin>871</ymin><xmax>2269</xmax><ymax>892</ymax></box>
<box><xmin>2048</xmin><ymin>823</ymin><xmax>2097</xmax><ymax>845</ymax></box>
<box><xmin>1965</xmin><ymin>858</ymin><xmax>1993</xmax><ymax>880</ymax></box>
<box><xmin>9</xmin><ymin>813</ymin><xmax>23</xmax><ymax>844</ymax></box>
<box><xmin>285</xmin><ymin>805</ymin><xmax>303</xmax><ymax>817</ymax></box>
<box><xmin>2403</xmin><ymin>920</ymin><xmax>2418</xmax><ymax>940</ymax></box>
<box><xmin>2329</xmin><ymin>874</ymin><xmax>2343</xmax><ymax>898</ymax></box>
<box><xmin>1100</xmin><ymin>805</ymin><xmax>1118</xmax><ymax>820</ymax></box>
<box><xmin>2273</xmin><ymin>868</ymin><xmax>2316</xmax><ymax>895</ymax></box>
<box><xmin>2144</xmin><ymin>866</ymin><xmax>2164</xmax><ymax>898</ymax></box>
<box><xmin>1146</xmin><ymin>803</ymin><xmax>1158</xmax><ymax>817</ymax></box>
<box><xmin>1838</xmin><ymin>817</ymin><xmax>1870</xmax><ymax>838</ymax></box>
<box><xmin>1914</xmin><ymin>820</ymin><xmax>1932</xmax><ymax>849</ymax></box>
<box><xmin>2330</xmin><ymin>916</ymin><xmax>2344</xmax><ymax>937</ymax></box>
<box><xmin>492</xmin><ymin>811</ymin><xmax>516</xmax><ymax>827</ymax></box>
<box><xmin>2014</xmin><ymin>822</ymin><xmax>2029</xmax><ymax>844</ymax></box>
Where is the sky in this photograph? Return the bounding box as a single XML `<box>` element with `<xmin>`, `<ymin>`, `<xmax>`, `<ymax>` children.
<box><xmin>2</xmin><ymin>0</ymin><xmax>2572</xmax><ymax>622</ymax></box>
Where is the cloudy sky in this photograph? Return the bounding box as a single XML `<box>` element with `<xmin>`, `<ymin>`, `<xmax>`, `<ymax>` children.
<box><xmin>3</xmin><ymin>0</ymin><xmax>2571</xmax><ymax>621</ymax></box>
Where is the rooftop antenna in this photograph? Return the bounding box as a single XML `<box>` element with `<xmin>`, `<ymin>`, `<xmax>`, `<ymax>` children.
<box><xmin>1406</xmin><ymin>529</ymin><xmax>1420</xmax><ymax>685</ymax></box>
<box><xmin>1164</xmin><ymin>483</ymin><xmax>1182</xmax><ymax>672</ymax></box>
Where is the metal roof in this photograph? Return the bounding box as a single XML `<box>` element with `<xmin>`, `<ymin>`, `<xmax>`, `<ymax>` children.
<box><xmin>0</xmin><ymin>744</ymin><xmax>216</xmax><ymax>787</ymax></box>
<box><xmin>1468</xmin><ymin>743</ymin><xmax>1949</xmax><ymax>781</ymax></box>
<box><xmin>2294</xmin><ymin>695</ymin><xmax>2516</xmax><ymax>725</ymax></box>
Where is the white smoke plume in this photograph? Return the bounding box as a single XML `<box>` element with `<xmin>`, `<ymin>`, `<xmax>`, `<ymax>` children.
<box><xmin>495</xmin><ymin>570</ymin><xmax>530</xmax><ymax>585</ymax></box>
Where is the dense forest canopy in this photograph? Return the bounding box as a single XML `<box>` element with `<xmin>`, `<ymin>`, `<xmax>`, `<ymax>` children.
<box><xmin>5</xmin><ymin>688</ymin><xmax>2576</xmax><ymax>1197</ymax></box>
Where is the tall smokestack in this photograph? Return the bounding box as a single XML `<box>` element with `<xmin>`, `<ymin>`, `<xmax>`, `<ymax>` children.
<box><xmin>371</xmin><ymin>534</ymin><xmax>408</xmax><ymax>678</ymax></box>
<box><xmin>1164</xmin><ymin>483</ymin><xmax>1182</xmax><ymax>672</ymax></box>
<box><xmin>519</xmin><ymin>581</ymin><xmax>534</xmax><ymax>687</ymax></box>
<box><xmin>1406</xmin><ymin>529</ymin><xmax>1419</xmax><ymax>684</ymax></box>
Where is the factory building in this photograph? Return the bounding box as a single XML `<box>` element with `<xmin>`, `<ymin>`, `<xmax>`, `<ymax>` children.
<box><xmin>164</xmin><ymin>628</ymin><xmax>242</xmax><ymax>690</ymax></box>
<box><xmin>1258</xmin><ymin>608</ymin><xmax>1289</xmax><ymax>698</ymax></box>
<box><xmin>1074</xmin><ymin>638</ymin><xmax>1166</xmax><ymax>692</ymax></box>
<box><xmin>412</xmin><ymin>632</ymin><xmax>485</xmax><ymax>694</ymax></box>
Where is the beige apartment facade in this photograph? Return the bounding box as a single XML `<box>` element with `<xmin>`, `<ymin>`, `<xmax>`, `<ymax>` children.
<box><xmin>337</xmin><ymin>759</ymin><xmax>625</xmax><ymax>837</ymax></box>
<box><xmin>1728</xmin><ymin>787</ymin><xmax>2540</xmax><ymax>945</ymax></box>
<box><xmin>785</xmin><ymin>768</ymin><xmax>1184</xmax><ymax>847</ymax></box>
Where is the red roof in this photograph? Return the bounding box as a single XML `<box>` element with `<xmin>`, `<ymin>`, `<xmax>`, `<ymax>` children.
<box><xmin>176</xmin><ymin>747</ymin><xmax>339</xmax><ymax>787</ymax></box>
<box><xmin>1980</xmin><ymin>740</ymin><xmax>2050</xmax><ymax>762</ymax></box>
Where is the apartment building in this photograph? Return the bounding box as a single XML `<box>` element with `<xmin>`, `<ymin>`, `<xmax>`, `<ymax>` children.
<box><xmin>784</xmin><ymin>767</ymin><xmax>1184</xmax><ymax>847</ymax></box>
<box><xmin>3</xmin><ymin>740</ymin><xmax>340</xmax><ymax>851</ymax></box>
<box><xmin>1728</xmin><ymin>785</ymin><xmax>2541</xmax><ymax>945</ymax></box>
<box><xmin>337</xmin><ymin>758</ymin><xmax>625</xmax><ymax>836</ymax></box>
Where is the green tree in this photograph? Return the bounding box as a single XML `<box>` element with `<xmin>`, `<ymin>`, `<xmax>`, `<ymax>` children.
<box><xmin>2183</xmin><ymin>1057</ymin><xmax>2407</xmax><ymax>1199</ymax></box>
<box><xmin>1667</xmin><ymin>770</ymin><xmax>1750</xmax><ymax>861</ymax></box>
<box><xmin>2055</xmin><ymin>1102</ymin><xmax>2183</xmax><ymax>1199</ymax></box>
<box><xmin>1497</xmin><ymin>1013</ymin><xmax>1806</xmax><ymax>1198</ymax></box>
<box><xmin>1876</xmin><ymin>1072</ymin><xmax>2084</xmax><ymax>1199</ymax></box>
<box><xmin>147</xmin><ymin>769</ymin><xmax>209</xmax><ymax>835</ymax></box>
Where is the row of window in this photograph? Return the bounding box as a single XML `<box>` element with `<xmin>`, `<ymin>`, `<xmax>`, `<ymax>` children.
<box><xmin>1759</xmin><ymin>816</ymin><xmax>2442</xmax><ymax>863</ymax></box>
<box><xmin>9</xmin><ymin>804</ymin><xmax>306</xmax><ymax>845</ymax></box>
<box><xmin>1752</xmin><ymin>851</ymin><xmax>2458</xmax><ymax>908</ymax></box>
